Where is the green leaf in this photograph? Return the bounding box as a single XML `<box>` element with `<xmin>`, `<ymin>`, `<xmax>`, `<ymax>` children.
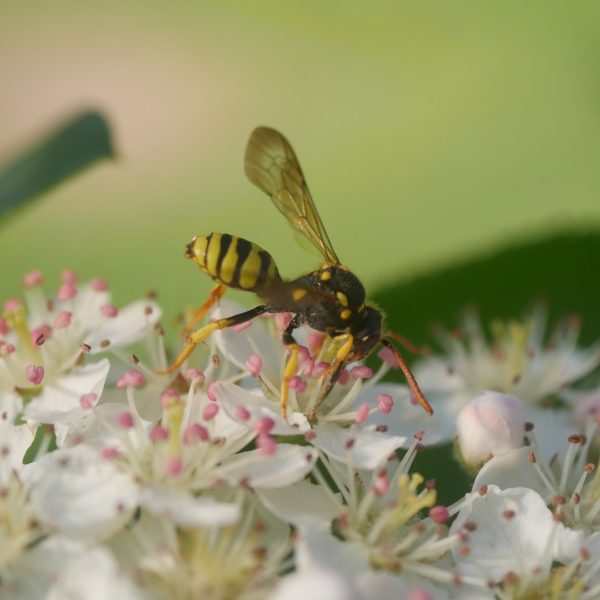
<box><xmin>375</xmin><ymin>229</ymin><xmax>600</xmax><ymax>503</ymax></box>
<box><xmin>0</xmin><ymin>110</ymin><xmax>115</xmax><ymax>221</ymax></box>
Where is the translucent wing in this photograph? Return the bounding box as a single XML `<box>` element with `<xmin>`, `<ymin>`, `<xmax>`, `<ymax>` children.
<box><xmin>244</xmin><ymin>126</ymin><xmax>340</xmax><ymax>265</ymax></box>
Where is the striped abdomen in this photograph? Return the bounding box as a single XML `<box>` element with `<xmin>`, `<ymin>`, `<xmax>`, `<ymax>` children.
<box><xmin>186</xmin><ymin>233</ymin><xmax>281</xmax><ymax>291</ymax></box>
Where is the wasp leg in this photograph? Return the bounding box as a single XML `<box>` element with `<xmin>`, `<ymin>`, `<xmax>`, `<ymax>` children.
<box><xmin>183</xmin><ymin>283</ymin><xmax>227</xmax><ymax>337</ymax></box>
<box><xmin>315</xmin><ymin>333</ymin><xmax>354</xmax><ymax>409</ymax></box>
<box><xmin>280</xmin><ymin>315</ymin><xmax>301</xmax><ymax>420</ymax></box>
<box><xmin>381</xmin><ymin>338</ymin><xmax>433</xmax><ymax>415</ymax></box>
<box><xmin>155</xmin><ymin>305</ymin><xmax>269</xmax><ymax>376</ymax></box>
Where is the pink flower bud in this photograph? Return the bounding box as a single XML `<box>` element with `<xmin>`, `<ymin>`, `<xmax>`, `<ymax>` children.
<box><xmin>166</xmin><ymin>457</ymin><xmax>183</xmax><ymax>477</ymax></box>
<box><xmin>183</xmin><ymin>423</ymin><xmax>209</xmax><ymax>444</ymax></box>
<box><xmin>256</xmin><ymin>433</ymin><xmax>277</xmax><ymax>455</ymax></box>
<box><xmin>235</xmin><ymin>405</ymin><xmax>251</xmax><ymax>421</ymax></box>
<box><xmin>378</xmin><ymin>347</ymin><xmax>397</xmax><ymax>367</ymax></box>
<box><xmin>252</xmin><ymin>416</ymin><xmax>275</xmax><ymax>434</ymax></box>
<box><xmin>429</xmin><ymin>505</ymin><xmax>449</xmax><ymax>523</ymax></box>
<box><xmin>289</xmin><ymin>375</ymin><xmax>307</xmax><ymax>393</ymax></box>
<box><xmin>79</xmin><ymin>393</ymin><xmax>97</xmax><ymax>410</ymax></box>
<box><xmin>207</xmin><ymin>381</ymin><xmax>218</xmax><ymax>402</ymax></box>
<box><xmin>23</xmin><ymin>270</ymin><xmax>44</xmax><ymax>287</ymax></box>
<box><xmin>61</xmin><ymin>269</ymin><xmax>78</xmax><ymax>284</ymax></box>
<box><xmin>57</xmin><ymin>283</ymin><xmax>77</xmax><ymax>301</ymax></box>
<box><xmin>150</xmin><ymin>425</ymin><xmax>169</xmax><ymax>441</ymax></box>
<box><xmin>202</xmin><ymin>403</ymin><xmax>219</xmax><ymax>421</ymax></box>
<box><xmin>349</xmin><ymin>365</ymin><xmax>373</xmax><ymax>380</ymax></box>
<box><xmin>185</xmin><ymin>368</ymin><xmax>205</xmax><ymax>384</ymax></box>
<box><xmin>116</xmin><ymin>370</ymin><xmax>145</xmax><ymax>388</ymax></box>
<box><xmin>456</xmin><ymin>391</ymin><xmax>526</xmax><ymax>468</ymax></box>
<box><xmin>54</xmin><ymin>310</ymin><xmax>72</xmax><ymax>329</ymax></box>
<box><xmin>90</xmin><ymin>278</ymin><xmax>109</xmax><ymax>291</ymax></box>
<box><xmin>116</xmin><ymin>411</ymin><xmax>135</xmax><ymax>429</ymax></box>
<box><xmin>100</xmin><ymin>303</ymin><xmax>119</xmax><ymax>318</ymax></box>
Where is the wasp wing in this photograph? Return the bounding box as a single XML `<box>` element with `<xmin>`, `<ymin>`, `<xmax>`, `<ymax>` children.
<box><xmin>244</xmin><ymin>126</ymin><xmax>340</xmax><ymax>265</ymax></box>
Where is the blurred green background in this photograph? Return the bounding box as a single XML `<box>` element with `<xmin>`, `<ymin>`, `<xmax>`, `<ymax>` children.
<box><xmin>1</xmin><ymin>0</ymin><xmax>600</xmax><ymax>321</ymax></box>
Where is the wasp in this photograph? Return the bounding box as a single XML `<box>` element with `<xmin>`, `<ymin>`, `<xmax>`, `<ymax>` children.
<box><xmin>157</xmin><ymin>127</ymin><xmax>432</xmax><ymax>419</ymax></box>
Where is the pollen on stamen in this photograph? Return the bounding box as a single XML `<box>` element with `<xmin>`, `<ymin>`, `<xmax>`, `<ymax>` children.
<box><xmin>233</xmin><ymin>320</ymin><xmax>252</xmax><ymax>332</ymax></box>
<box><xmin>117</xmin><ymin>412</ymin><xmax>135</xmax><ymax>429</ymax></box>
<box><xmin>57</xmin><ymin>283</ymin><xmax>77</xmax><ymax>301</ymax></box>
<box><xmin>311</xmin><ymin>361</ymin><xmax>330</xmax><ymax>378</ymax></box>
<box><xmin>149</xmin><ymin>425</ymin><xmax>169</xmax><ymax>441</ymax></box>
<box><xmin>355</xmin><ymin>402</ymin><xmax>370</xmax><ymax>424</ymax></box>
<box><xmin>429</xmin><ymin>505</ymin><xmax>450</xmax><ymax>523</ymax></box>
<box><xmin>256</xmin><ymin>433</ymin><xmax>277</xmax><ymax>455</ymax></box>
<box><xmin>23</xmin><ymin>270</ymin><xmax>44</xmax><ymax>288</ymax></box>
<box><xmin>90</xmin><ymin>278</ymin><xmax>109</xmax><ymax>291</ymax></box>
<box><xmin>207</xmin><ymin>381</ymin><xmax>218</xmax><ymax>402</ymax></box>
<box><xmin>54</xmin><ymin>310</ymin><xmax>72</xmax><ymax>329</ymax></box>
<box><xmin>252</xmin><ymin>416</ymin><xmax>275</xmax><ymax>435</ymax></box>
<box><xmin>183</xmin><ymin>423</ymin><xmax>209</xmax><ymax>444</ymax></box>
<box><xmin>202</xmin><ymin>403</ymin><xmax>219</xmax><ymax>421</ymax></box>
<box><xmin>166</xmin><ymin>457</ymin><xmax>183</xmax><ymax>477</ymax></box>
<box><xmin>289</xmin><ymin>375</ymin><xmax>307</xmax><ymax>392</ymax></box>
<box><xmin>160</xmin><ymin>389</ymin><xmax>179</xmax><ymax>408</ymax></box>
<box><xmin>377</xmin><ymin>346</ymin><xmax>396</xmax><ymax>367</ymax></box>
<box><xmin>116</xmin><ymin>370</ymin><xmax>145</xmax><ymax>388</ymax></box>
<box><xmin>100</xmin><ymin>304</ymin><xmax>119</xmax><ymax>318</ymax></box>
<box><xmin>376</xmin><ymin>393</ymin><xmax>394</xmax><ymax>415</ymax></box>
<box><xmin>245</xmin><ymin>354</ymin><xmax>263</xmax><ymax>377</ymax></box>
<box><xmin>26</xmin><ymin>364</ymin><xmax>44</xmax><ymax>385</ymax></box>
<box><xmin>185</xmin><ymin>368</ymin><xmax>205</xmax><ymax>384</ymax></box>
<box><xmin>235</xmin><ymin>406</ymin><xmax>251</xmax><ymax>421</ymax></box>
<box><xmin>4</xmin><ymin>299</ymin><xmax>23</xmax><ymax>312</ymax></box>
<box><xmin>79</xmin><ymin>393</ymin><xmax>97</xmax><ymax>410</ymax></box>
<box><xmin>349</xmin><ymin>365</ymin><xmax>373</xmax><ymax>380</ymax></box>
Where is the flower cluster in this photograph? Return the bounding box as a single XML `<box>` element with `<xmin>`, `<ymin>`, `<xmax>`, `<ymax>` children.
<box><xmin>2</xmin><ymin>273</ymin><xmax>600</xmax><ymax>599</ymax></box>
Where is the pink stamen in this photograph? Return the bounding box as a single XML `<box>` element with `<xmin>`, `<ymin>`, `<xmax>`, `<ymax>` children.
<box><xmin>235</xmin><ymin>406</ymin><xmax>251</xmax><ymax>421</ymax></box>
<box><xmin>100</xmin><ymin>446</ymin><xmax>120</xmax><ymax>461</ymax></box>
<box><xmin>31</xmin><ymin>324</ymin><xmax>52</xmax><ymax>346</ymax></box>
<box><xmin>207</xmin><ymin>381</ymin><xmax>218</xmax><ymax>402</ymax></box>
<box><xmin>408</xmin><ymin>589</ymin><xmax>433</xmax><ymax>600</ymax></box>
<box><xmin>61</xmin><ymin>269</ymin><xmax>78</xmax><ymax>284</ymax></box>
<box><xmin>54</xmin><ymin>310</ymin><xmax>72</xmax><ymax>329</ymax></box>
<box><xmin>0</xmin><ymin>318</ymin><xmax>8</xmax><ymax>335</ymax></box>
<box><xmin>308</xmin><ymin>331</ymin><xmax>324</xmax><ymax>354</ymax></box>
<box><xmin>183</xmin><ymin>423</ymin><xmax>209</xmax><ymax>444</ymax></box>
<box><xmin>117</xmin><ymin>411</ymin><xmax>135</xmax><ymax>429</ymax></box>
<box><xmin>349</xmin><ymin>365</ymin><xmax>373</xmax><ymax>380</ymax></box>
<box><xmin>116</xmin><ymin>370</ymin><xmax>145</xmax><ymax>388</ymax></box>
<box><xmin>311</xmin><ymin>361</ymin><xmax>330</xmax><ymax>378</ymax></box>
<box><xmin>79</xmin><ymin>393</ymin><xmax>97</xmax><ymax>410</ymax></box>
<box><xmin>338</xmin><ymin>370</ymin><xmax>349</xmax><ymax>385</ymax></box>
<box><xmin>57</xmin><ymin>283</ymin><xmax>77</xmax><ymax>301</ymax></box>
<box><xmin>245</xmin><ymin>354</ymin><xmax>263</xmax><ymax>377</ymax></box>
<box><xmin>378</xmin><ymin>346</ymin><xmax>397</xmax><ymax>367</ymax></box>
<box><xmin>185</xmin><ymin>368</ymin><xmax>205</xmax><ymax>384</ymax></box>
<box><xmin>376</xmin><ymin>393</ymin><xmax>394</xmax><ymax>415</ymax></box>
<box><xmin>23</xmin><ymin>270</ymin><xmax>43</xmax><ymax>287</ymax></box>
<box><xmin>289</xmin><ymin>375</ymin><xmax>307</xmax><ymax>392</ymax></box>
<box><xmin>166</xmin><ymin>457</ymin><xmax>183</xmax><ymax>477</ymax></box>
<box><xmin>202</xmin><ymin>403</ymin><xmax>219</xmax><ymax>421</ymax></box>
<box><xmin>252</xmin><ymin>416</ymin><xmax>275</xmax><ymax>435</ymax></box>
<box><xmin>100</xmin><ymin>303</ymin><xmax>119</xmax><ymax>318</ymax></box>
<box><xmin>373</xmin><ymin>470</ymin><xmax>389</xmax><ymax>496</ymax></box>
<box><xmin>0</xmin><ymin>342</ymin><xmax>15</xmax><ymax>356</ymax></box>
<box><xmin>257</xmin><ymin>433</ymin><xmax>277</xmax><ymax>455</ymax></box>
<box><xmin>233</xmin><ymin>320</ymin><xmax>252</xmax><ymax>332</ymax></box>
<box><xmin>429</xmin><ymin>505</ymin><xmax>450</xmax><ymax>524</ymax></box>
<box><xmin>297</xmin><ymin>345</ymin><xmax>311</xmax><ymax>363</ymax></box>
<box><xmin>301</xmin><ymin>358</ymin><xmax>314</xmax><ymax>376</ymax></box>
<box><xmin>355</xmin><ymin>402</ymin><xmax>370</xmax><ymax>424</ymax></box>
<box><xmin>275</xmin><ymin>313</ymin><xmax>292</xmax><ymax>331</ymax></box>
<box><xmin>90</xmin><ymin>278</ymin><xmax>109</xmax><ymax>291</ymax></box>
<box><xmin>26</xmin><ymin>364</ymin><xmax>44</xmax><ymax>385</ymax></box>
<box><xmin>149</xmin><ymin>425</ymin><xmax>169</xmax><ymax>441</ymax></box>
<box><xmin>160</xmin><ymin>388</ymin><xmax>179</xmax><ymax>408</ymax></box>
<box><xmin>4</xmin><ymin>299</ymin><xmax>23</xmax><ymax>313</ymax></box>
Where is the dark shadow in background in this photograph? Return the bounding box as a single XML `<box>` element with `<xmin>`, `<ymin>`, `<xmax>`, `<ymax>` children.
<box><xmin>374</xmin><ymin>230</ymin><xmax>600</xmax><ymax>503</ymax></box>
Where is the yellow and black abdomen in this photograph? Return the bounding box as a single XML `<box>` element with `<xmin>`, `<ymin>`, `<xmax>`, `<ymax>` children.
<box><xmin>187</xmin><ymin>233</ymin><xmax>281</xmax><ymax>291</ymax></box>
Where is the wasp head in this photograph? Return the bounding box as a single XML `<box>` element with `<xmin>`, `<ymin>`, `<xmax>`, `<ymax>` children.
<box><xmin>350</xmin><ymin>305</ymin><xmax>382</xmax><ymax>361</ymax></box>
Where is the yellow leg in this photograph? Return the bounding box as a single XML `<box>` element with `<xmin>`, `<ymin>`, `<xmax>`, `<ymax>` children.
<box><xmin>156</xmin><ymin>305</ymin><xmax>268</xmax><ymax>376</ymax></box>
<box><xmin>323</xmin><ymin>333</ymin><xmax>354</xmax><ymax>380</ymax></box>
<box><xmin>280</xmin><ymin>343</ymin><xmax>300</xmax><ymax>420</ymax></box>
<box><xmin>183</xmin><ymin>284</ymin><xmax>227</xmax><ymax>337</ymax></box>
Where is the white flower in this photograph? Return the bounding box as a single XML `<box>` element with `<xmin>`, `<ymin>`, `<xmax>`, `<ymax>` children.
<box><xmin>455</xmin><ymin>391</ymin><xmax>526</xmax><ymax>469</ymax></box>
<box><xmin>403</xmin><ymin>307</ymin><xmax>600</xmax><ymax>448</ymax></box>
<box><xmin>450</xmin><ymin>485</ymin><xmax>600</xmax><ymax>598</ymax></box>
<box><xmin>0</xmin><ymin>271</ymin><xmax>160</xmax><ymax>427</ymax></box>
<box><xmin>109</xmin><ymin>497</ymin><xmax>290</xmax><ymax>600</ymax></box>
<box><xmin>474</xmin><ymin>418</ymin><xmax>600</xmax><ymax>534</ymax></box>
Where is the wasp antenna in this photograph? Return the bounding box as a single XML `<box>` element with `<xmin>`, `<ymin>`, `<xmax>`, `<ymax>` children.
<box><xmin>381</xmin><ymin>338</ymin><xmax>433</xmax><ymax>416</ymax></box>
<box><xmin>386</xmin><ymin>330</ymin><xmax>430</xmax><ymax>357</ymax></box>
